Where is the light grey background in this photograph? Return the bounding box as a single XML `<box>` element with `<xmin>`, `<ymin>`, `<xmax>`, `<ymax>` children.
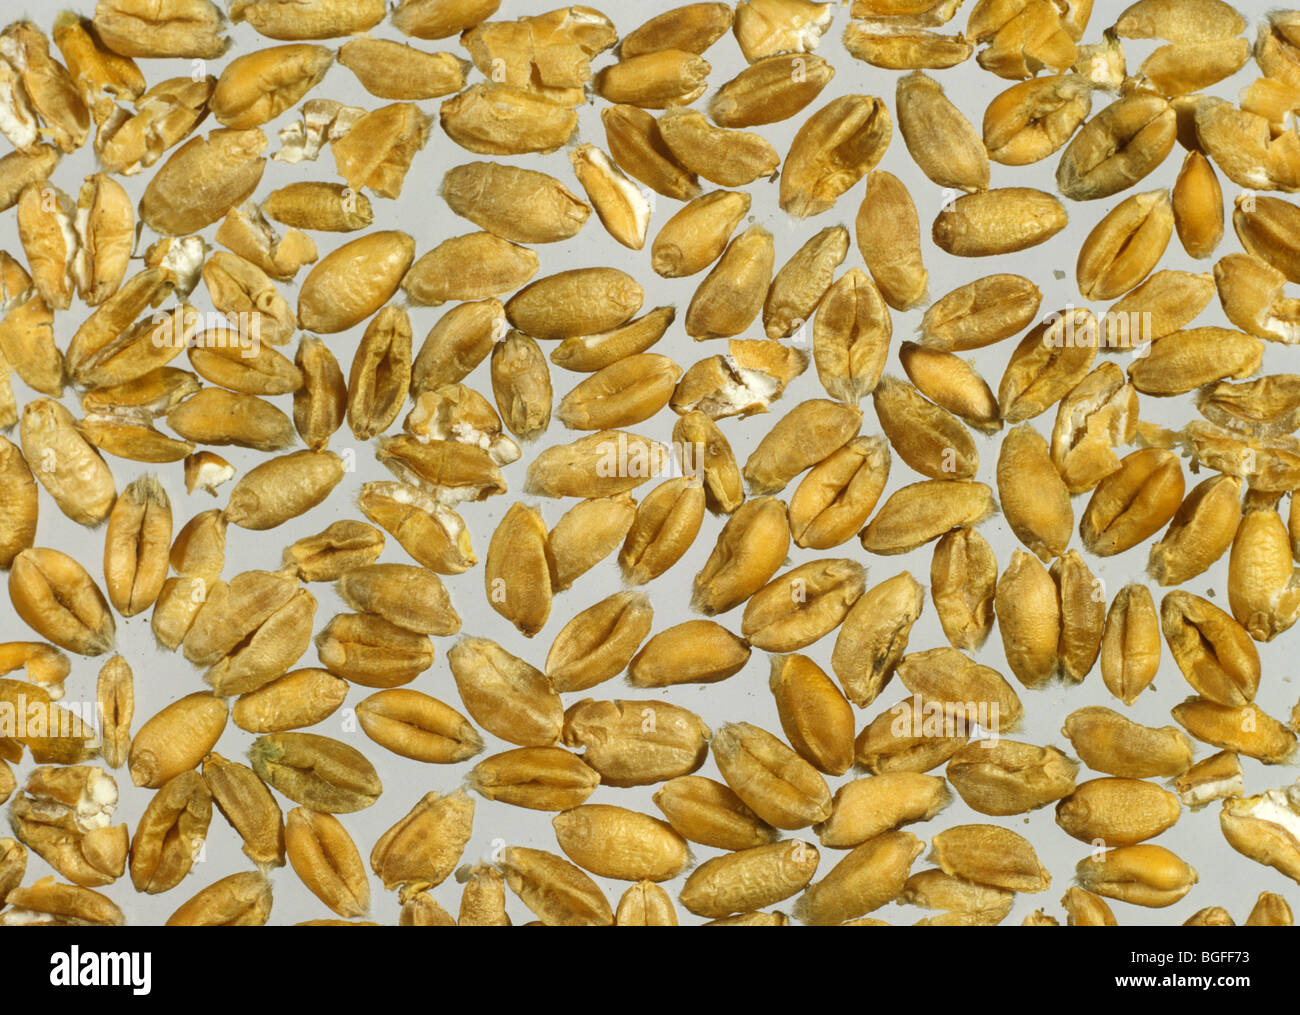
<box><xmin>1</xmin><ymin>0</ymin><xmax>1297</xmax><ymax>926</ymax></box>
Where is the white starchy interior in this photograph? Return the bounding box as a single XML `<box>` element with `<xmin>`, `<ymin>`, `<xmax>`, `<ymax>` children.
<box><xmin>1235</xmin><ymin>787</ymin><xmax>1300</xmax><ymax>842</ymax></box>
<box><xmin>697</xmin><ymin>358</ymin><xmax>782</xmax><ymax>416</ymax></box>
<box><xmin>1181</xmin><ymin>772</ymin><xmax>1245</xmax><ymax>808</ymax></box>
<box><xmin>155</xmin><ymin>236</ymin><xmax>207</xmax><ymax>296</ymax></box>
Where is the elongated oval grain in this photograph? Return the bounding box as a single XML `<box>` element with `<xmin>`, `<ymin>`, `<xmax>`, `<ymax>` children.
<box><xmin>652</xmin><ymin>775</ymin><xmax>777</xmax><ymax>851</ymax></box>
<box><xmin>232</xmin><ymin>668</ymin><xmax>348</xmax><ymax>734</ymax></box>
<box><xmin>337</xmin><ymin>565</ymin><xmax>459</xmax><ymax>636</ymax></box>
<box><xmin>620</xmin><ymin>478</ymin><xmax>703</xmax><ymax>584</ymax></box>
<box><xmin>920</xmin><ymin>275</ymin><xmax>1041</xmax><ymax>353</ymax></box>
<box><xmin>102</xmin><ymin>476</ymin><xmax>171</xmax><ymax>618</ymax></box>
<box><xmin>1056</xmin><ymin>93</ymin><xmax>1176</xmax><ymax>201</ymax></box>
<box><xmin>764</xmin><ymin>226</ymin><xmax>848</xmax><ymax>340</ymax></box>
<box><xmin>356</xmin><ymin>689</ymin><xmax>482</xmax><ymax>764</ymax></box>
<box><xmin>710</xmin><ymin>52</ymin><xmax>833</xmax><ymax>127</ymax></box>
<box><xmin>20</xmin><ymin>399</ymin><xmax>115</xmax><ymax>526</ymax></box>
<box><xmin>933</xmin><ymin>188</ymin><xmax>1067</xmax><ymax>256</ymax></box>
<box><xmin>491</xmin><ymin>331</ymin><xmax>552</xmax><ymax>442</ymax></box>
<box><xmin>1077</xmin><ymin>190</ymin><xmax>1174</xmax><ymax>301</ymax></box>
<box><xmin>741</xmin><ymin>558</ymin><xmax>865</xmax><ymax>653</ymax></box>
<box><xmin>998</xmin><ymin>309</ymin><xmax>1098</xmax><ymax>423</ymax></box>
<box><xmin>346</xmin><ymin>306</ymin><xmax>412</xmax><ymax>441</ymax></box>
<box><xmin>140</xmin><ymin>129</ymin><xmax>267</xmax><ymax>235</ymax></box>
<box><xmin>1160</xmin><ymin>591</ymin><xmax>1259</xmax><ymax>706</ymax></box>
<box><xmin>563</xmin><ymin>698</ymin><xmax>710</xmax><ymax>788</ymax></box>
<box><xmin>997</xmin><ymin>425</ymin><xmax>1072</xmax><ymax>562</ymax></box>
<box><xmin>167</xmin><ymin>389</ymin><xmax>295</xmax><ymax>452</ymax></box>
<box><xmin>712</xmin><ymin>721</ymin><xmax>832</xmax><ymax>830</ymax></box>
<box><xmin>601</xmin><ymin>103</ymin><xmax>701</xmax><ymax>202</ymax></box>
<box><xmin>1172</xmin><ymin>150</ymin><xmax>1222</xmax><ymax>259</ymax></box>
<box><xmin>930</xmin><ymin>824</ymin><xmax>1049</xmax><ymax>893</ymax></box>
<box><xmin>202</xmin><ymin>753</ymin><xmax>285</xmax><ymax>867</ymax></box>
<box><xmin>898</xmin><ymin>343</ymin><xmax>1000</xmax><ymax>433</ymax></box>
<box><xmin>96</xmin><ymin>656</ymin><xmax>133</xmax><ymax>770</ymax></box>
<box><xmin>983</xmin><ymin>74</ymin><xmax>1092</xmax><ymax>166</ymax></box>
<box><xmin>297</xmin><ymin>231</ymin><xmax>415</xmax><ymax>334</ymax></box>
<box><xmin>860</xmin><ymin>481</ymin><xmax>995</xmax><ymax>555</ymax></box>
<box><xmin>337</xmin><ymin>37</ymin><xmax>465</xmax><ymax>100</ymax></box>
<box><xmin>946</xmin><ymin>741</ymin><xmax>1077</xmax><ymax>817</ymax></box>
<box><xmin>468</xmin><ymin>747</ymin><xmax>599</xmax><ymax>811</ymax></box>
<box><xmin>250</xmin><ymin>733</ymin><xmax>381</xmax><ymax>813</ymax></box>
<box><xmin>1081</xmin><ymin>448</ymin><xmax>1184</xmax><ymax>556</ymax></box>
<box><xmin>1147</xmin><ymin>475</ymin><xmax>1241</xmax><ymax>586</ymax></box>
<box><xmin>546</xmin><ymin>591</ymin><xmax>654</xmax><ymax>692</ymax></box>
<box><xmin>743</xmin><ymin>399</ymin><xmax>861</xmax><ymax>495</ymax></box>
<box><xmin>652</xmin><ymin>190</ymin><xmax>750</xmax><ymax>278</ymax></box>
<box><xmin>548</xmin><ymin>494</ymin><xmax>638</xmax><ymax>592</ymax></box>
<box><xmin>628</xmin><ymin>620</ymin><xmax>751</xmax><ymax>688</ymax></box>
<box><xmin>930</xmin><ymin>527</ymin><xmax>997</xmax><ymax>652</ymax></box>
<box><xmin>284</xmin><ymin>808</ymin><xmax>369</xmax><ymax>918</ymax></box>
<box><xmin>874</xmin><ymin>376</ymin><xmax>977</xmax><ymax>480</ymax></box>
<box><xmin>212</xmin><ymin>45</ymin><xmax>332</xmax><ymax>128</ymax></box>
<box><xmin>440</xmin><ymin>84</ymin><xmax>579</xmax><ymax>155</ymax></box>
<box><xmin>262</xmin><ymin>181</ymin><xmax>372</xmax><ymax>233</ymax></box>
<box><xmin>188</xmin><ymin>335</ymin><xmax>303</xmax><ymax>397</ymax></box>
<box><xmin>1076</xmin><ymin>844</ymin><xmax>1197</xmax><ymax>908</ymax></box>
<box><xmin>403</xmin><ymin>233</ymin><xmax>538</xmax><ymax>307</ymax></box>
<box><xmin>1056</xmin><ymin>777</ymin><xmax>1181</xmax><ymax>845</ymax></box>
<box><xmin>559</xmin><ymin>354</ymin><xmax>681</xmax><ymax>431</ymax></box>
<box><xmin>130</xmin><ymin>773</ymin><xmax>210</xmax><ymax>893</ymax></box>
<box><xmin>448</xmin><ymin>637</ymin><xmax>563</xmax><ymax>747</ymax></box>
<box><xmin>370</xmin><ymin>789</ymin><xmax>472</xmax><ymax>889</ymax></box>
<box><xmin>815</xmin><ymin>773</ymin><xmax>950</xmax><ymax>849</ymax></box>
<box><xmin>684</xmin><ymin>225</ymin><xmax>774</xmax><ymax>340</ymax></box>
<box><xmin>500</xmin><ymin>846</ymin><xmax>612</xmax><ymax>926</ymax></box>
<box><xmin>553</xmin><ymin>805</ymin><xmax>689</xmax><ymax>882</ymax></box>
<box><xmin>570</xmin><ymin>143</ymin><xmax>649</xmax><ymax>249</ymax></box>
<box><xmin>659</xmin><ymin>108</ymin><xmax>780</xmax><ymax>187</ymax></box>
<box><xmin>795</xmin><ymin>831</ymin><xmax>922</xmax><ymax>925</ymax></box>
<box><xmin>896</xmin><ymin>71</ymin><xmax>988</xmax><ymax>192</ymax></box>
<box><xmin>165</xmin><ymin>872</ymin><xmax>271</xmax><ymax>926</ymax></box>
<box><xmin>1094</xmin><ymin>582</ymin><xmax>1157</xmax><ymax>706</ymax></box>
<box><xmin>1172</xmin><ymin>698</ymin><xmax>1297</xmax><ymax>764</ymax></box>
<box><xmin>788</xmin><ymin>436</ymin><xmax>890</xmax><ymax>550</ymax></box>
<box><xmin>904</xmin><ymin>869</ymin><xmax>1015</xmax><ymax>925</ymax></box>
<box><xmin>315</xmin><ymin>613</ymin><xmax>434</xmax><ymax>689</ymax></box>
<box><xmin>770</xmin><ymin>654</ymin><xmax>854</xmax><ymax>776</ymax></box>
<box><xmin>441</xmin><ymin>162</ymin><xmax>589</xmax><ymax>244</ymax></box>
<box><xmin>621</xmin><ymin>3</ymin><xmax>734</xmax><ymax>58</ymax></box>
<box><xmin>484</xmin><ymin>503</ymin><xmax>554</xmax><ymax>637</ymax></box>
<box><xmin>680</xmin><ymin>840</ymin><xmax>819</xmax><ymax>918</ymax></box>
<box><xmin>507</xmin><ymin>268</ymin><xmax>643</xmax><ymax>341</ymax></box>
<box><xmin>224</xmin><ymin>451</ymin><xmax>344</xmax><ymax>531</ymax></box>
<box><xmin>830</xmin><ymin>572</ymin><xmax>924</xmax><ymax>708</ymax></box>
<box><xmin>129</xmin><ymin>692</ymin><xmax>227</xmax><ymax>789</ymax></box>
<box><xmin>895</xmin><ymin>647</ymin><xmax>1025</xmax><ymax>731</ymax></box>
<box><xmin>1228</xmin><ymin>501</ymin><xmax>1300</xmax><ymax>641</ymax></box>
<box><xmin>9</xmin><ymin>548</ymin><xmax>115</xmax><ymax>656</ymax></box>
<box><xmin>0</xmin><ymin>438</ymin><xmax>38</xmax><ymax>568</ymax></box>
<box><xmin>551</xmin><ymin>307</ymin><xmax>676</xmax><ymax>374</ymax></box>
<box><xmin>130</xmin><ymin>774</ymin><xmax>210</xmax><ymax>888</ymax></box>
<box><xmin>856</xmin><ymin>170</ymin><xmax>927</xmax><ymax>311</ymax></box>
<box><xmin>995</xmin><ymin>550</ymin><xmax>1061</xmax><ymax>689</ymax></box>
<box><xmin>692</xmin><ymin>496</ymin><xmax>790</xmax><ymax>614</ymax></box>
<box><xmin>411</xmin><ymin>300</ymin><xmax>504</xmax><ymax>396</ymax></box>
<box><xmin>814</xmin><ymin>270</ymin><xmax>891</xmax><ymax>403</ymax></box>
<box><xmin>1063</xmin><ymin>706</ymin><xmax>1195</xmax><ymax>778</ymax></box>
<box><xmin>781</xmin><ymin>94</ymin><xmax>892</xmax><ymax>218</ymax></box>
